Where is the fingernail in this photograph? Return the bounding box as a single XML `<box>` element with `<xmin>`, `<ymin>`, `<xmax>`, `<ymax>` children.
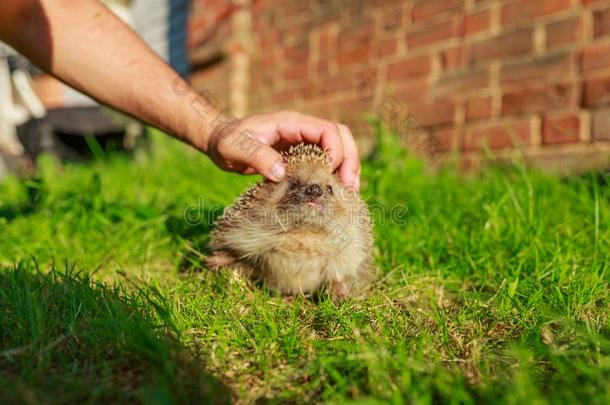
<box><xmin>269</xmin><ymin>160</ymin><xmax>286</xmax><ymax>181</ymax></box>
<box><xmin>354</xmin><ymin>176</ymin><xmax>360</xmax><ymax>192</ymax></box>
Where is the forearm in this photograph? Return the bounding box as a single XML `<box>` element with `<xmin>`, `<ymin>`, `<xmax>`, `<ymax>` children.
<box><xmin>0</xmin><ymin>1</ymin><xmax>361</xmax><ymax>186</ymax></box>
<box><xmin>0</xmin><ymin>0</ymin><xmax>216</xmax><ymax>151</ymax></box>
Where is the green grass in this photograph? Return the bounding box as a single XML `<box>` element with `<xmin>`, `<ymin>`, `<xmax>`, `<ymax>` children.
<box><xmin>0</xmin><ymin>125</ymin><xmax>609</xmax><ymax>404</ymax></box>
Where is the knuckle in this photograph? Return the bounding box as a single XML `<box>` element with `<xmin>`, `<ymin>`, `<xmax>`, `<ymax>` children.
<box><xmin>329</xmin><ymin>122</ymin><xmax>342</xmax><ymax>136</ymax></box>
<box><xmin>338</xmin><ymin>123</ymin><xmax>352</xmax><ymax>136</ymax></box>
<box><xmin>216</xmin><ymin>135</ymin><xmax>233</xmax><ymax>155</ymax></box>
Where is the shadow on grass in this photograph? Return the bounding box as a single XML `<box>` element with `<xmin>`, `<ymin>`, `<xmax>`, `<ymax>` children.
<box><xmin>165</xmin><ymin>205</ymin><xmax>224</xmax><ymax>273</ymax></box>
<box><xmin>0</xmin><ymin>178</ymin><xmax>47</xmax><ymax>222</ymax></box>
<box><xmin>0</xmin><ymin>261</ymin><xmax>232</xmax><ymax>404</ymax></box>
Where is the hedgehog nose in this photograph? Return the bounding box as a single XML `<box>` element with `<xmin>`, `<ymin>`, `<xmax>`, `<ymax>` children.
<box><xmin>304</xmin><ymin>184</ymin><xmax>323</xmax><ymax>197</ymax></box>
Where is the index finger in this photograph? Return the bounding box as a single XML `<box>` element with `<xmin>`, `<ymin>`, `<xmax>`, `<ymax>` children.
<box><xmin>336</xmin><ymin>123</ymin><xmax>360</xmax><ymax>190</ymax></box>
<box><xmin>276</xmin><ymin>113</ymin><xmax>345</xmax><ymax>170</ymax></box>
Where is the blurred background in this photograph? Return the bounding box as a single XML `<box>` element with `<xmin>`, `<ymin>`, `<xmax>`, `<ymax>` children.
<box><xmin>1</xmin><ymin>0</ymin><xmax>610</xmax><ymax>177</ymax></box>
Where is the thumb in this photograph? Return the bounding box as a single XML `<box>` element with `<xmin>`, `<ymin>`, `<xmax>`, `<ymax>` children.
<box><xmin>245</xmin><ymin>142</ymin><xmax>286</xmax><ymax>182</ymax></box>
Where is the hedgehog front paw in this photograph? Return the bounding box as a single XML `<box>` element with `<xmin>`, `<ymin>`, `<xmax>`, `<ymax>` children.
<box><xmin>329</xmin><ymin>279</ymin><xmax>350</xmax><ymax>301</ymax></box>
<box><xmin>205</xmin><ymin>250</ymin><xmax>238</xmax><ymax>269</ymax></box>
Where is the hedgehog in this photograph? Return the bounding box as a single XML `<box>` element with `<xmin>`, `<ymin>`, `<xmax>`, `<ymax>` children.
<box><xmin>207</xmin><ymin>143</ymin><xmax>374</xmax><ymax>298</ymax></box>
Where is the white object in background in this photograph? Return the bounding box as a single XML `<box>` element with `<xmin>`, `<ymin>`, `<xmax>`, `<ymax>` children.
<box><xmin>12</xmin><ymin>69</ymin><xmax>47</xmax><ymax>121</ymax></box>
<box><xmin>104</xmin><ymin>0</ymin><xmax>135</xmax><ymax>27</ymax></box>
<box><xmin>0</xmin><ymin>56</ymin><xmax>25</xmax><ymax>156</ymax></box>
<box><xmin>131</xmin><ymin>0</ymin><xmax>170</xmax><ymax>62</ymax></box>
<box><xmin>0</xmin><ymin>153</ymin><xmax>7</xmax><ymax>178</ymax></box>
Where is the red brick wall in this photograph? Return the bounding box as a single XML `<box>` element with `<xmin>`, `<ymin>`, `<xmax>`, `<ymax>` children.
<box><xmin>188</xmin><ymin>0</ymin><xmax>236</xmax><ymax>112</ymax></box>
<box><xmin>188</xmin><ymin>0</ymin><xmax>610</xmax><ymax>171</ymax></box>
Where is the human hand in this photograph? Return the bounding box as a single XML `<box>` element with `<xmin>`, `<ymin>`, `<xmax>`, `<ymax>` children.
<box><xmin>204</xmin><ymin>111</ymin><xmax>361</xmax><ymax>191</ymax></box>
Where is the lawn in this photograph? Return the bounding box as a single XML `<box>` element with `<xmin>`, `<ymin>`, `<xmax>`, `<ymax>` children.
<box><xmin>0</xmin><ymin>125</ymin><xmax>608</xmax><ymax>404</ymax></box>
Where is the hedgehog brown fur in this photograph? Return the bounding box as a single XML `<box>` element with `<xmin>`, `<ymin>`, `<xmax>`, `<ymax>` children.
<box><xmin>207</xmin><ymin>143</ymin><xmax>373</xmax><ymax>298</ymax></box>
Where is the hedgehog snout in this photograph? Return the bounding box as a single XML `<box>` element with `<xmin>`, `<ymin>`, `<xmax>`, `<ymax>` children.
<box><xmin>304</xmin><ymin>184</ymin><xmax>323</xmax><ymax>198</ymax></box>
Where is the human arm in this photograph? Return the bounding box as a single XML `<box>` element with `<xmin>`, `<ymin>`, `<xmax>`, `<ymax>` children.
<box><xmin>0</xmin><ymin>0</ymin><xmax>360</xmax><ymax>188</ymax></box>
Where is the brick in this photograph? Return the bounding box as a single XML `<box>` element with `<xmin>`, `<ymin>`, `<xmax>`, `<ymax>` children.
<box><xmin>342</xmin><ymin>116</ymin><xmax>374</xmax><ymax>140</ymax></box>
<box><xmin>459</xmin><ymin>154</ymin><xmax>481</xmax><ymax>171</ymax></box>
<box><xmin>387</xmin><ymin>55</ymin><xmax>431</xmax><ymax>80</ymax></box>
<box><xmin>259</xmin><ymin>31</ymin><xmax>280</xmax><ymax>50</ymax></box>
<box><xmin>394</xmin><ymin>80</ymin><xmax>429</xmax><ymax>102</ymax></box>
<box><xmin>283</xmin><ymin>1</ymin><xmax>311</xmax><ymax>16</ymax></box>
<box><xmin>284</xmin><ymin>64</ymin><xmax>308</xmax><ymax>80</ymax></box>
<box><xmin>583</xmin><ymin>76</ymin><xmax>610</xmax><ymax>107</ymax></box>
<box><xmin>272</xmin><ymin>89</ymin><xmax>297</xmax><ymax>104</ymax></box>
<box><xmin>374</xmin><ymin>95</ymin><xmax>408</xmax><ymax>129</ymax></box>
<box><xmin>464</xmin><ymin>10</ymin><xmax>491</xmax><ymax>36</ymax></box>
<box><xmin>522</xmin><ymin>148</ymin><xmax>610</xmax><ymax>173</ymax></box>
<box><xmin>354</xmin><ymin>69</ymin><xmax>377</xmax><ymax>101</ymax></box>
<box><xmin>431</xmin><ymin>128</ymin><xmax>454</xmax><ymax>152</ymax></box>
<box><xmin>337</xmin><ymin>45</ymin><xmax>371</xmax><ymax>67</ymax></box>
<box><xmin>469</xmin><ymin>28</ymin><xmax>533</xmax><ymax>62</ymax></box>
<box><xmin>251</xmin><ymin>0</ymin><xmax>266</xmax><ymax>15</ymax></box>
<box><xmin>317</xmin><ymin>59</ymin><xmax>331</xmax><ymax>75</ymax></box>
<box><xmin>581</xmin><ymin>43</ymin><xmax>610</xmax><ymax>71</ymax></box>
<box><xmin>407</xmin><ymin>20</ymin><xmax>461</xmax><ymax>49</ymax></box>
<box><xmin>412</xmin><ymin>0</ymin><xmax>463</xmax><ymax>20</ymax></box>
<box><xmin>402</xmin><ymin>129</ymin><xmax>453</xmax><ymax>162</ymax></box>
<box><xmin>403</xmin><ymin>125</ymin><xmax>434</xmax><ymax>147</ymax></box>
<box><xmin>465</xmin><ymin>96</ymin><xmax>493</xmax><ymax>121</ymax></box>
<box><xmin>407</xmin><ymin>99</ymin><xmax>456</xmax><ymax>127</ymax></box>
<box><xmin>593</xmin><ymin>7</ymin><xmax>610</xmax><ymax>38</ymax></box>
<box><xmin>542</xmin><ymin>114</ymin><xmax>580</xmax><ymax>144</ymax></box>
<box><xmin>500</xmin><ymin>51</ymin><xmax>573</xmax><ymax>84</ymax></box>
<box><xmin>377</xmin><ymin>38</ymin><xmax>398</xmax><ymax>58</ymax></box>
<box><xmin>337</xmin><ymin>98</ymin><xmax>372</xmax><ymax>121</ymax></box>
<box><xmin>434</xmin><ymin>66</ymin><xmax>490</xmax><ymax>95</ymax></box>
<box><xmin>592</xmin><ymin>107</ymin><xmax>610</xmax><ymax>141</ymax></box>
<box><xmin>285</xmin><ymin>46</ymin><xmax>308</xmax><ymax>63</ymax></box>
<box><xmin>262</xmin><ymin>51</ymin><xmax>278</xmax><ymax>67</ymax></box>
<box><xmin>502</xmin><ymin>84</ymin><xmax>574</xmax><ymax>115</ymax></box>
<box><xmin>464</xmin><ymin>120</ymin><xmax>530</xmax><ymax>150</ymax></box>
<box><xmin>322</xmin><ymin>74</ymin><xmax>352</xmax><ymax>94</ymax></box>
<box><xmin>502</xmin><ymin>0</ymin><xmax>572</xmax><ymax>26</ymax></box>
<box><xmin>546</xmin><ymin>16</ymin><xmax>581</xmax><ymax>48</ymax></box>
<box><xmin>302</xmin><ymin>80</ymin><xmax>320</xmax><ymax>98</ymax></box>
<box><xmin>441</xmin><ymin>45</ymin><xmax>466</xmax><ymax>70</ymax></box>
<box><xmin>338</xmin><ymin>20</ymin><xmax>375</xmax><ymax>50</ymax></box>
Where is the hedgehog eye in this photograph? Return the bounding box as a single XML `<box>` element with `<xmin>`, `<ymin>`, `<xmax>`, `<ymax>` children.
<box><xmin>326</xmin><ymin>185</ymin><xmax>333</xmax><ymax>195</ymax></box>
<box><xmin>289</xmin><ymin>180</ymin><xmax>299</xmax><ymax>190</ymax></box>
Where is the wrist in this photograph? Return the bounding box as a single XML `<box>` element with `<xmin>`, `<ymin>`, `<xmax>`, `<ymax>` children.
<box><xmin>185</xmin><ymin>114</ymin><xmax>211</xmax><ymax>153</ymax></box>
<box><xmin>183</xmin><ymin>94</ymin><xmax>218</xmax><ymax>153</ymax></box>
<box><xmin>184</xmin><ymin>95</ymin><xmax>244</xmax><ymax>154</ymax></box>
